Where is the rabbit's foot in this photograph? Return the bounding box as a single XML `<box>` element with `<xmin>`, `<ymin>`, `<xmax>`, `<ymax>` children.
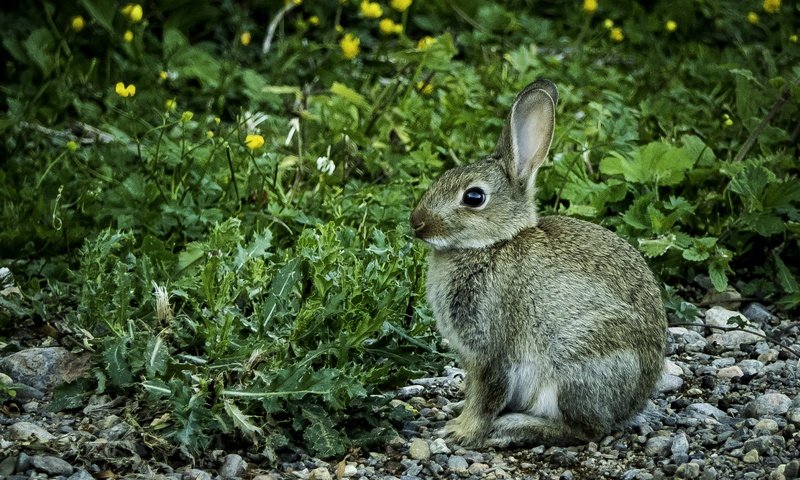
<box><xmin>442</xmin><ymin>399</ymin><xmax>465</xmax><ymax>416</ymax></box>
<box><xmin>437</xmin><ymin>414</ymin><xmax>486</xmax><ymax>447</ymax></box>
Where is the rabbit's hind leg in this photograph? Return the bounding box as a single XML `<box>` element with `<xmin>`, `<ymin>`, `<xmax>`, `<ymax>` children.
<box><xmin>485</xmin><ymin>413</ymin><xmax>592</xmax><ymax>448</ymax></box>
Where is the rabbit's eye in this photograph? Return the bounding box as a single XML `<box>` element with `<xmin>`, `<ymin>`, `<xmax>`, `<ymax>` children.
<box><xmin>462</xmin><ymin>187</ymin><xmax>486</xmax><ymax>208</ymax></box>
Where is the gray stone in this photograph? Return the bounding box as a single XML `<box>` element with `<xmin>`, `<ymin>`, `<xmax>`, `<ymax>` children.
<box><xmin>657</xmin><ymin>374</ymin><xmax>683</xmax><ymax>393</ymax></box>
<box><xmin>397</xmin><ymin>385</ymin><xmax>425</xmax><ymax>398</ymax></box>
<box><xmin>0</xmin><ymin>456</ymin><xmax>15</xmax><ymax>477</ymax></box>
<box><xmin>687</xmin><ymin>403</ymin><xmax>728</xmax><ymax>420</ymax></box>
<box><xmin>31</xmin><ymin>455</ymin><xmax>74</xmax><ymax>476</ymax></box>
<box><xmin>664</xmin><ymin>359</ymin><xmax>684</xmax><ymax>376</ymax></box>
<box><xmin>447</xmin><ymin>456</ymin><xmax>469</xmax><ymax>473</ymax></box>
<box><xmin>219</xmin><ymin>454</ymin><xmax>246</xmax><ymax>479</ymax></box>
<box><xmin>408</xmin><ymin>438</ymin><xmax>430</xmax><ymax>461</ymax></box>
<box><xmin>15</xmin><ymin>452</ymin><xmax>30</xmax><ymax>472</ymax></box>
<box><xmin>400</xmin><ymin>459</ymin><xmax>422</xmax><ymax>477</ymax></box>
<box><xmin>0</xmin><ymin>347</ymin><xmax>91</xmax><ymax>392</ymax></box>
<box><xmin>645</xmin><ymin>435</ymin><xmax>673</xmax><ymax>457</ymax></box>
<box><xmin>743</xmin><ymin>449</ymin><xmax>760</xmax><ymax>464</ymax></box>
<box><xmin>671</xmin><ymin>433</ymin><xmax>690</xmax><ymax>465</ymax></box>
<box><xmin>701</xmin><ymin>467</ymin><xmax>718</xmax><ymax>480</ymax></box>
<box><xmin>702</xmin><ymin>287</ymin><xmax>742</xmax><ymax>309</ymax></box>
<box><xmin>8</xmin><ymin>421</ymin><xmax>55</xmax><ymax>443</ymax></box>
<box><xmin>717</xmin><ymin>366</ymin><xmax>744</xmax><ymax>379</ymax></box>
<box><xmin>738</xmin><ymin>359</ymin><xmax>764</xmax><ymax>376</ymax></box>
<box><xmin>754</xmin><ymin>419</ymin><xmax>779</xmax><ymax>433</ymax></box>
<box><xmin>742</xmin><ymin>303</ymin><xmax>778</xmax><ymax>325</ymax></box>
<box><xmin>787</xmin><ymin>408</ymin><xmax>800</xmax><ymax>424</ymax></box>
<box><xmin>183</xmin><ymin>469</ymin><xmax>212</xmax><ymax>480</ymax></box>
<box><xmin>745</xmin><ymin>393</ymin><xmax>792</xmax><ymax>417</ymax></box>
<box><xmin>341</xmin><ymin>465</ymin><xmax>357</xmax><ymax>477</ymax></box>
<box><xmin>676</xmin><ymin>462</ymin><xmax>701</xmax><ymax>479</ymax></box>
<box><xmin>67</xmin><ymin>470</ymin><xmax>95</xmax><ymax>480</ymax></box>
<box><xmin>468</xmin><ymin>463</ymin><xmax>489</xmax><ymax>475</ymax></box>
<box><xmin>308</xmin><ymin>467</ymin><xmax>332</xmax><ymax>480</ymax></box>
<box><xmin>682</xmin><ymin>330</ymin><xmax>708</xmax><ymax>352</ymax></box>
<box><xmin>785</xmin><ymin>460</ymin><xmax>800</xmax><ymax>479</ymax></box>
<box><xmin>743</xmin><ymin>435</ymin><xmax>785</xmax><ymax>455</ymax></box>
<box><xmin>712</xmin><ymin>358</ymin><xmax>736</xmax><ymax>368</ymax></box>
<box><xmin>429</xmin><ymin>438</ymin><xmax>450</xmax><ymax>454</ymax></box>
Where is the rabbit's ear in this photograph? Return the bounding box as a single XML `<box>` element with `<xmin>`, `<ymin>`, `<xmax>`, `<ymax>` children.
<box><xmin>497</xmin><ymin>80</ymin><xmax>558</xmax><ymax>195</ymax></box>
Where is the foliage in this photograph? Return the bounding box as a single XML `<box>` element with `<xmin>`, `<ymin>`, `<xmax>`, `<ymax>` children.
<box><xmin>1</xmin><ymin>0</ymin><xmax>799</xmax><ymax>458</ymax></box>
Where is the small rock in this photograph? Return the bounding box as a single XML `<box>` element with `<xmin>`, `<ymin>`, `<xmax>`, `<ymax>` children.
<box><xmin>705</xmin><ymin>307</ymin><xmax>764</xmax><ymax>348</ymax></box>
<box><xmin>743</xmin><ymin>435</ymin><xmax>785</xmax><ymax>455</ymax></box>
<box><xmin>219</xmin><ymin>454</ymin><xmax>246</xmax><ymax>479</ymax></box>
<box><xmin>408</xmin><ymin>438</ymin><xmax>430</xmax><ymax>461</ymax></box>
<box><xmin>341</xmin><ymin>465</ymin><xmax>357</xmax><ymax>477</ymax></box>
<box><xmin>447</xmin><ymin>456</ymin><xmax>469</xmax><ymax>474</ymax></box>
<box><xmin>429</xmin><ymin>438</ymin><xmax>451</xmax><ymax>454</ymax></box>
<box><xmin>676</xmin><ymin>462</ymin><xmax>701</xmax><ymax>479</ymax></box>
<box><xmin>712</xmin><ymin>358</ymin><xmax>736</xmax><ymax>368</ymax></box>
<box><xmin>702</xmin><ymin>287</ymin><xmax>742</xmax><ymax>309</ymax></box>
<box><xmin>31</xmin><ymin>455</ymin><xmax>74</xmax><ymax>476</ymax></box>
<box><xmin>682</xmin><ymin>331</ymin><xmax>708</xmax><ymax>352</ymax></box>
<box><xmin>785</xmin><ymin>460</ymin><xmax>800</xmax><ymax>479</ymax></box>
<box><xmin>9</xmin><ymin>421</ymin><xmax>55</xmax><ymax>443</ymax></box>
<box><xmin>15</xmin><ymin>452</ymin><xmax>30</xmax><ymax>472</ymax></box>
<box><xmin>743</xmin><ymin>449</ymin><xmax>760</xmax><ymax>464</ymax></box>
<box><xmin>468</xmin><ymin>463</ymin><xmax>489</xmax><ymax>475</ymax></box>
<box><xmin>664</xmin><ymin>359</ymin><xmax>684</xmax><ymax>376</ymax></box>
<box><xmin>0</xmin><ymin>347</ymin><xmax>91</xmax><ymax>392</ymax></box>
<box><xmin>183</xmin><ymin>469</ymin><xmax>212</xmax><ymax>480</ymax></box>
<box><xmin>687</xmin><ymin>403</ymin><xmax>728</xmax><ymax>420</ymax></box>
<box><xmin>754</xmin><ymin>419</ymin><xmax>779</xmax><ymax>433</ymax></box>
<box><xmin>657</xmin><ymin>374</ymin><xmax>684</xmax><ymax>393</ymax></box>
<box><xmin>742</xmin><ymin>303</ymin><xmax>778</xmax><ymax>325</ymax></box>
<box><xmin>67</xmin><ymin>471</ymin><xmax>94</xmax><ymax>480</ymax></box>
<box><xmin>717</xmin><ymin>366</ymin><xmax>744</xmax><ymax>379</ymax></box>
<box><xmin>745</xmin><ymin>393</ymin><xmax>792</xmax><ymax>417</ymax></box>
<box><xmin>672</xmin><ymin>433</ymin><xmax>690</xmax><ymax>465</ymax></box>
<box><xmin>738</xmin><ymin>359</ymin><xmax>764</xmax><ymax>377</ymax></box>
<box><xmin>397</xmin><ymin>385</ymin><xmax>425</xmax><ymax>398</ymax></box>
<box><xmin>0</xmin><ymin>456</ymin><xmax>16</xmax><ymax>477</ymax></box>
<box><xmin>645</xmin><ymin>435</ymin><xmax>673</xmax><ymax>457</ymax></box>
<box><xmin>787</xmin><ymin>408</ymin><xmax>800</xmax><ymax>424</ymax></box>
<box><xmin>308</xmin><ymin>467</ymin><xmax>331</xmax><ymax>480</ymax></box>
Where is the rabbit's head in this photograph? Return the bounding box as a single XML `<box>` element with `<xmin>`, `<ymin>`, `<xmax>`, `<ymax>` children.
<box><xmin>411</xmin><ymin>80</ymin><xmax>558</xmax><ymax>250</ymax></box>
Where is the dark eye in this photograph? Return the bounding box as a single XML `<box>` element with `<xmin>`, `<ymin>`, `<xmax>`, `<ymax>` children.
<box><xmin>462</xmin><ymin>187</ymin><xmax>486</xmax><ymax>208</ymax></box>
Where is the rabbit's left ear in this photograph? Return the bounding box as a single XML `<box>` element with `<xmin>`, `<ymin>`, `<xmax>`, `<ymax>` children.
<box><xmin>497</xmin><ymin>80</ymin><xmax>558</xmax><ymax>195</ymax></box>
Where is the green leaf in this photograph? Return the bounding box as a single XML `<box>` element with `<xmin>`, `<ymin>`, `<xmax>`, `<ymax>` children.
<box><xmin>103</xmin><ymin>337</ymin><xmax>133</xmax><ymax>387</ymax></box>
<box><xmin>302</xmin><ymin>405</ymin><xmax>346</xmax><ymax>457</ymax></box>
<box><xmin>224</xmin><ymin>400</ymin><xmax>264</xmax><ymax>440</ymax></box>
<box><xmin>709</xmin><ymin>261</ymin><xmax>729</xmax><ymax>292</ymax></box>
<box><xmin>728</xmin><ymin>164</ymin><xmax>773</xmax><ymax>211</ymax></box>
<box><xmin>78</xmin><ymin>0</ymin><xmax>116</xmax><ymax>34</ymax></box>
<box><xmin>23</xmin><ymin>29</ymin><xmax>55</xmax><ymax>76</ymax></box>
<box><xmin>638</xmin><ymin>237</ymin><xmax>673</xmax><ymax>258</ymax></box>
<box><xmin>330</xmin><ymin>82</ymin><xmax>370</xmax><ymax>110</ymax></box>
<box><xmin>49</xmin><ymin>379</ymin><xmax>93</xmax><ymax>412</ymax></box>
<box><xmin>773</xmin><ymin>253</ymin><xmax>799</xmax><ymax>293</ymax></box>
<box><xmin>740</xmin><ymin>213</ymin><xmax>785</xmax><ymax>236</ymax></box>
<box><xmin>145</xmin><ymin>335</ymin><xmax>169</xmax><ymax>378</ymax></box>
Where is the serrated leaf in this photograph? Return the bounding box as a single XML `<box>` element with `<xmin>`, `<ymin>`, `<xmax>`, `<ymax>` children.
<box><xmin>740</xmin><ymin>213</ymin><xmax>785</xmax><ymax>236</ymax></box>
<box><xmin>142</xmin><ymin>379</ymin><xmax>171</xmax><ymax>396</ymax></box>
<box><xmin>682</xmin><ymin>248</ymin><xmax>710</xmax><ymax>262</ymax></box>
<box><xmin>302</xmin><ymin>405</ymin><xmax>346</xmax><ymax>457</ymax></box>
<box><xmin>773</xmin><ymin>253</ymin><xmax>799</xmax><ymax>293</ymax></box>
<box><xmin>78</xmin><ymin>0</ymin><xmax>116</xmax><ymax>34</ymax></box>
<box><xmin>709</xmin><ymin>261</ymin><xmax>729</xmax><ymax>292</ymax></box>
<box><xmin>103</xmin><ymin>337</ymin><xmax>133</xmax><ymax>387</ymax></box>
<box><xmin>330</xmin><ymin>82</ymin><xmax>369</xmax><ymax>110</ymax></box>
<box><xmin>638</xmin><ymin>237</ymin><xmax>673</xmax><ymax>257</ymax></box>
<box><xmin>145</xmin><ymin>335</ymin><xmax>168</xmax><ymax>377</ymax></box>
<box><xmin>224</xmin><ymin>400</ymin><xmax>264</xmax><ymax>440</ymax></box>
<box><xmin>260</xmin><ymin>257</ymin><xmax>302</xmax><ymax>329</ymax></box>
<box><xmin>728</xmin><ymin>164</ymin><xmax>773</xmax><ymax>210</ymax></box>
<box><xmin>49</xmin><ymin>379</ymin><xmax>93</xmax><ymax>412</ymax></box>
<box><xmin>23</xmin><ymin>29</ymin><xmax>55</xmax><ymax>76</ymax></box>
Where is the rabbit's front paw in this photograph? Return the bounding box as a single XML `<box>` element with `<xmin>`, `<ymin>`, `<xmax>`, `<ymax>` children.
<box><xmin>438</xmin><ymin>414</ymin><xmax>486</xmax><ymax>447</ymax></box>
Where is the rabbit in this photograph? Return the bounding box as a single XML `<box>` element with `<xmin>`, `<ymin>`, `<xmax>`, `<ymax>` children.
<box><xmin>409</xmin><ymin>79</ymin><xmax>667</xmax><ymax>448</ymax></box>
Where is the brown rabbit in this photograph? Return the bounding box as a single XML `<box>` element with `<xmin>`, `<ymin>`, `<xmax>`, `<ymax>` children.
<box><xmin>410</xmin><ymin>79</ymin><xmax>667</xmax><ymax>448</ymax></box>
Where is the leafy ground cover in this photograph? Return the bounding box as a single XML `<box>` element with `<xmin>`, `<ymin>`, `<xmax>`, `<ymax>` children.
<box><xmin>1</xmin><ymin>0</ymin><xmax>799</xmax><ymax>461</ymax></box>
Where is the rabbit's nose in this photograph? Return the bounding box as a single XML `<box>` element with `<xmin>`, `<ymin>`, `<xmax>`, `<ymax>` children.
<box><xmin>410</xmin><ymin>210</ymin><xmax>427</xmax><ymax>237</ymax></box>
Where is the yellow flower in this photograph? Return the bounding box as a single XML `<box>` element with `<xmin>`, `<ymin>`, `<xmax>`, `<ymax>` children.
<box><xmin>583</xmin><ymin>0</ymin><xmax>597</xmax><ymax>14</ymax></box>
<box><xmin>790</xmin><ymin>34</ymin><xmax>798</xmax><ymax>43</ymax></box>
<box><xmin>180</xmin><ymin>111</ymin><xmax>194</xmax><ymax>123</ymax></box>
<box><xmin>724</xmin><ymin>118</ymin><xmax>733</xmax><ymax>127</ymax></box>
<box><xmin>245</xmin><ymin>134</ymin><xmax>265</xmax><ymax>150</ymax></box>
<box><xmin>665</xmin><ymin>20</ymin><xmax>677</xmax><ymax>32</ymax></box>
<box><xmin>309</xmin><ymin>16</ymin><xmax>320</xmax><ymax>26</ymax></box>
<box><xmin>747</xmin><ymin>12</ymin><xmax>759</xmax><ymax>24</ymax></box>
<box><xmin>609</xmin><ymin>27</ymin><xmax>624</xmax><ymax>42</ymax></box>
<box><xmin>394</xmin><ymin>23</ymin><xmax>403</xmax><ymax>34</ymax></box>
<box><xmin>159</xmin><ymin>70</ymin><xmax>168</xmax><ymax>80</ymax></box>
<box><xmin>115</xmin><ymin>82</ymin><xmax>136</xmax><ymax>98</ymax></box>
<box><xmin>336</xmin><ymin>24</ymin><xmax>344</xmax><ymax>33</ymax></box>
<box><xmin>123</xmin><ymin>30</ymin><xmax>134</xmax><ymax>42</ymax></box>
<box><xmin>66</xmin><ymin>141</ymin><xmax>79</xmax><ymax>152</ymax></box>
<box><xmin>165</xmin><ymin>99</ymin><xmax>177</xmax><ymax>111</ymax></box>
<box><xmin>71</xmin><ymin>16</ymin><xmax>85</xmax><ymax>32</ymax></box>
<box><xmin>340</xmin><ymin>33</ymin><xmax>360</xmax><ymax>59</ymax></box>
<box><xmin>416</xmin><ymin>81</ymin><xmax>433</xmax><ymax>95</ymax></box>
<box><xmin>206</xmin><ymin>131</ymin><xmax>214</xmax><ymax>139</ymax></box>
<box><xmin>240</xmin><ymin>31</ymin><xmax>251</xmax><ymax>46</ymax></box>
<box><xmin>417</xmin><ymin>35</ymin><xmax>436</xmax><ymax>50</ymax></box>
<box><xmin>603</xmin><ymin>18</ymin><xmax>614</xmax><ymax>29</ymax></box>
<box><xmin>292</xmin><ymin>0</ymin><xmax>302</xmax><ymax>4</ymax></box>
<box><xmin>360</xmin><ymin>0</ymin><xmax>383</xmax><ymax>19</ymax></box>
<box><xmin>390</xmin><ymin>0</ymin><xmax>412</xmax><ymax>12</ymax></box>
<box><xmin>214</xmin><ymin>116</ymin><xmax>221</xmax><ymax>125</ymax></box>
<box><xmin>379</xmin><ymin>18</ymin><xmax>398</xmax><ymax>35</ymax></box>
<box><xmin>763</xmin><ymin>0</ymin><xmax>780</xmax><ymax>13</ymax></box>
<box><xmin>121</xmin><ymin>4</ymin><xmax>143</xmax><ymax>23</ymax></box>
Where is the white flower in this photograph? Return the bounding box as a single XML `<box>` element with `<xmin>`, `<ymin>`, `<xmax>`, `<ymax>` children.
<box><xmin>285</xmin><ymin>117</ymin><xmax>300</xmax><ymax>146</ymax></box>
<box><xmin>316</xmin><ymin>145</ymin><xmax>335</xmax><ymax>175</ymax></box>
<box><xmin>242</xmin><ymin>111</ymin><xmax>269</xmax><ymax>133</ymax></box>
<box><xmin>152</xmin><ymin>281</ymin><xmax>173</xmax><ymax>322</ymax></box>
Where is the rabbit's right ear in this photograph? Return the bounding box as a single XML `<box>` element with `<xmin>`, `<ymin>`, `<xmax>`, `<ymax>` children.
<box><xmin>495</xmin><ymin>80</ymin><xmax>558</xmax><ymax>198</ymax></box>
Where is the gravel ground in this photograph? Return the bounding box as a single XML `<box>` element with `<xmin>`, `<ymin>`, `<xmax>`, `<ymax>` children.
<box><xmin>1</xmin><ymin>303</ymin><xmax>799</xmax><ymax>480</ymax></box>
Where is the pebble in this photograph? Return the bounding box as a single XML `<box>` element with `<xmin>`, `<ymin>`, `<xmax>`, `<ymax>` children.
<box><xmin>742</xmin><ymin>303</ymin><xmax>778</xmax><ymax>325</ymax></box>
<box><xmin>743</xmin><ymin>449</ymin><xmax>760</xmax><ymax>464</ymax></box>
<box><xmin>745</xmin><ymin>393</ymin><xmax>792</xmax><ymax>417</ymax></box>
<box><xmin>447</xmin><ymin>456</ymin><xmax>469</xmax><ymax>474</ymax></box>
<box><xmin>8</xmin><ymin>421</ymin><xmax>55</xmax><ymax>443</ymax></box>
<box><xmin>219</xmin><ymin>454</ymin><xmax>246</xmax><ymax>479</ymax></box>
<box><xmin>657</xmin><ymin>373</ymin><xmax>684</xmax><ymax>393</ymax></box>
<box><xmin>687</xmin><ymin>403</ymin><xmax>728</xmax><ymax>420</ymax></box>
<box><xmin>31</xmin><ymin>455</ymin><xmax>74</xmax><ymax>476</ymax></box>
<box><xmin>717</xmin><ymin>366</ymin><xmax>744</xmax><ymax>379</ymax></box>
<box><xmin>645</xmin><ymin>435</ymin><xmax>673</xmax><ymax>456</ymax></box>
<box><xmin>676</xmin><ymin>462</ymin><xmax>701</xmax><ymax>479</ymax></box>
<box><xmin>429</xmin><ymin>438</ymin><xmax>451</xmax><ymax>454</ymax></box>
<box><xmin>0</xmin><ymin>456</ymin><xmax>15</xmax><ymax>477</ymax></box>
<box><xmin>183</xmin><ymin>469</ymin><xmax>212</xmax><ymax>480</ymax></box>
<box><xmin>408</xmin><ymin>438</ymin><xmax>430</xmax><ymax>461</ymax></box>
<box><xmin>754</xmin><ymin>419</ymin><xmax>779</xmax><ymax>433</ymax></box>
<box><xmin>672</xmin><ymin>433</ymin><xmax>690</xmax><ymax>465</ymax></box>
<box><xmin>0</xmin><ymin>347</ymin><xmax>91</xmax><ymax>392</ymax></box>
<box><xmin>67</xmin><ymin>470</ymin><xmax>95</xmax><ymax>480</ymax></box>
<box><xmin>738</xmin><ymin>359</ymin><xmax>764</xmax><ymax>376</ymax></box>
